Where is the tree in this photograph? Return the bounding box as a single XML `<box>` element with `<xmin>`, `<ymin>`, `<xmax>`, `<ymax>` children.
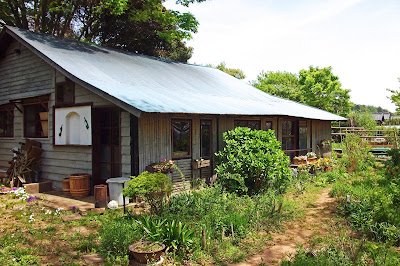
<box><xmin>254</xmin><ymin>66</ymin><xmax>352</xmax><ymax>117</ymax></box>
<box><xmin>352</xmin><ymin>104</ymin><xmax>389</xmax><ymax>113</ymax></box>
<box><xmin>0</xmin><ymin>0</ymin><xmax>205</xmax><ymax>62</ymax></box>
<box><xmin>298</xmin><ymin>66</ymin><xmax>352</xmax><ymax>117</ymax></box>
<box><xmin>209</xmin><ymin>62</ymin><xmax>246</xmax><ymax>79</ymax></box>
<box><xmin>252</xmin><ymin>71</ymin><xmax>302</xmax><ymax>102</ymax></box>
<box><xmin>347</xmin><ymin>112</ymin><xmax>376</xmax><ymax>129</ymax></box>
<box><xmin>387</xmin><ymin>78</ymin><xmax>400</xmax><ymax>114</ymax></box>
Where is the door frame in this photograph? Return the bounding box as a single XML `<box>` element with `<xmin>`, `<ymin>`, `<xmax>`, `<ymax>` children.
<box><xmin>92</xmin><ymin>107</ymin><xmax>122</xmax><ymax>185</ymax></box>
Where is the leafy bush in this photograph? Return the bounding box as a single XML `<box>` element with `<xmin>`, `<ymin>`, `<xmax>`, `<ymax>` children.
<box><xmin>282</xmin><ymin>240</ymin><xmax>400</xmax><ymax>266</ymax></box>
<box><xmin>162</xmin><ymin>186</ymin><xmax>283</xmax><ymax>241</ymax></box>
<box><xmin>387</xmin><ymin>149</ymin><xmax>400</xmax><ymax>166</ymax></box>
<box><xmin>341</xmin><ymin>133</ymin><xmax>375</xmax><ymax>173</ymax></box>
<box><xmin>215</xmin><ymin>127</ymin><xmax>291</xmax><ymax>195</ymax></box>
<box><xmin>137</xmin><ymin>216</ymin><xmax>196</xmax><ymax>253</ymax></box>
<box><xmin>333</xmin><ymin>169</ymin><xmax>400</xmax><ymax>245</ymax></box>
<box><xmin>123</xmin><ymin>171</ymin><xmax>172</xmax><ymax>215</ymax></box>
<box><xmin>99</xmin><ymin>217</ymin><xmax>139</xmax><ymax>262</ymax></box>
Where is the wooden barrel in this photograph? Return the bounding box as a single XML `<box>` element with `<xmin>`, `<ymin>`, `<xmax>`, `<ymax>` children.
<box><xmin>69</xmin><ymin>173</ymin><xmax>90</xmax><ymax>198</ymax></box>
<box><xmin>94</xmin><ymin>184</ymin><xmax>108</xmax><ymax>208</ymax></box>
<box><xmin>62</xmin><ymin>178</ymin><xmax>70</xmax><ymax>196</ymax></box>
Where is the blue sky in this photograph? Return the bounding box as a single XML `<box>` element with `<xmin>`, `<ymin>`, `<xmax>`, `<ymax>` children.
<box><xmin>165</xmin><ymin>0</ymin><xmax>400</xmax><ymax>112</ymax></box>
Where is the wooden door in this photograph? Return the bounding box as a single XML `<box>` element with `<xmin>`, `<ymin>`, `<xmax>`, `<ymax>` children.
<box><xmin>92</xmin><ymin>109</ymin><xmax>121</xmax><ymax>185</ymax></box>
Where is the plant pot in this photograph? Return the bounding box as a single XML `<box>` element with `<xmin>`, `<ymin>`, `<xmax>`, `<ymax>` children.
<box><xmin>94</xmin><ymin>184</ymin><xmax>108</xmax><ymax>208</ymax></box>
<box><xmin>307</xmin><ymin>157</ymin><xmax>317</xmax><ymax>164</ymax></box>
<box><xmin>192</xmin><ymin>159</ymin><xmax>211</xmax><ymax>169</ymax></box>
<box><xmin>69</xmin><ymin>173</ymin><xmax>90</xmax><ymax>198</ymax></box>
<box><xmin>129</xmin><ymin>241</ymin><xmax>165</xmax><ymax>264</ymax></box>
<box><xmin>145</xmin><ymin>165</ymin><xmax>172</xmax><ymax>174</ymax></box>
<box><xmin>293</xmin><ymin>158</ymin><xmax>306</xmax><ymax>165</ymax></box>
<box><xmin>62</xmin><ymin>178</ymin><xmax>70</xmax><ymax>196</ymax></box>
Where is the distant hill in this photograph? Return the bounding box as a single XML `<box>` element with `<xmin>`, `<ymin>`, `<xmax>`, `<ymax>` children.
<box><xmin>351</xmin><ymin>104</ymin><xmax>390</xmax><ymax>114</ymax></box>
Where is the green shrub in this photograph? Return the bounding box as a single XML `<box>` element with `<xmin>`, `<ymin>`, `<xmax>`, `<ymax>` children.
<box><xmin>137</xmin><ymin>216</ymin><xmax>197</xmax><ymax>253</ymax></box>
<box><xmin>333</xmin><ymin>169</ymin><xmax>400</xmax><ymax>245</ymax></box>
<box><xmin>387</xmin><ymin>149</ymin><xmax>400</xmax><ymax>166</ymax></box>
<box><xmin>215</xmin><ymin>127</ymin><xmax>291</xmax><ymax>195</ymax></box>
<box><xmin>341</xmin><ymin>133</ymin><xmax>375</xmax><ymax>173</ymax></box>
<box><xmin>99</xmin><ymin>218</ymin><xmax>139</xmax><ymax>261</ymax></box>
<box><xmin>123</xmin><ymin>171</ymin><xmax>172</xmax><ymax>215</ymax></box>
<box><xmin>162</xmin><ymin>186</ymin><xmax>282</xmax><ymax>240</ymax></box>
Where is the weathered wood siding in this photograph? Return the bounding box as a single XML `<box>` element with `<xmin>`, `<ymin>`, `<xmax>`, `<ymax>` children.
<box><xmin>0</xmin><ymin>40</ymin><xmax>53</xmax><ymax>105</ymax></box>
<box><xmin>312</xmin><ymin>120</ymin><xmax>332</xmax><ymax>154</ymax></box>
<box><xmin>0</xmin><ymin>40</ymin><xmax>131</xmax><ymax>188</ymax></box>
<box><xmin>138</xmin><ymin>113</ymin><xmax>218</xmax><ymax>182</ymax></box>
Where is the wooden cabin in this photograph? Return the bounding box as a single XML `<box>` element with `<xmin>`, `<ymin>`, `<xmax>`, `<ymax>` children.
<box><xmin>0</xmin><ymin>26</ymin><xmax>346</xmax><ymax>189</ymax></box>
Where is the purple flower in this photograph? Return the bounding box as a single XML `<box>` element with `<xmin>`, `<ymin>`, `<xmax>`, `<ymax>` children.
<box><xmin>27</xmin><ymin>197</ymin><xmax>33</xmax><ymax>202</ymax></box>
<box><xmin>1</xmin><ymin>187</ymin><xmax>4</xmax><ymax>190</ymax></box>
<box><xmin>12</xmin><ymin>188</ymin><xmax>17</xmax><ymax>191</ymax></box>
<box><xmin>35</xmin><ymin>196</ymin><xmax>38</xmax><ymax>199</ymax></box>
<box><xmin>72</xmin><ymin>206</ymin><xmax>76</xmax><ymax>210</ymax></box>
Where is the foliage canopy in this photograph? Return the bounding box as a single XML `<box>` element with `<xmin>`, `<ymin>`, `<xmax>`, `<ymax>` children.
<box><xmin>253</xmin><ymin>66</ymin><xmax>352</xmax><ymax>117</ymax></box>
<box><xmin>387</xmin><ymin>78</ymin><xmax>400</xmax><ymax>114</ymax></box>
<box><xmin>0</xmin><ymin>0</ymin><xmax>206</xmax><ymax>62</ymax></box>
<box><xmin>253</xmin><ymin>71</ymin><xmax>302</xmax><ymax>102</ymax></box>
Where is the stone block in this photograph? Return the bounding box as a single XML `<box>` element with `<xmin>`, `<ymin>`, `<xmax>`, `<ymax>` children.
<box><xmin>25</xmin><ymin>181</ymin><xmax>53</xmax><ymax>194</ymax></box>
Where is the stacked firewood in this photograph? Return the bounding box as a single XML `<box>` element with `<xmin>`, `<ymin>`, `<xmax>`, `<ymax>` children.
<box><xmin>7</xmin><ymin>139</ymin><xmax>44</xmax><ymax>187</ymax></box>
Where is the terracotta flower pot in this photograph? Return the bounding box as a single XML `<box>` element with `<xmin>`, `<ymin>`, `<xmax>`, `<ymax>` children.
<box><xmin>129</xmin><ymin>241</ymin><xmax>165</xmax><ymax>264</ymax></box>
<box><xmin>307</xmin><ymin>157</ymin><xmax>317</xmax><ymax>164</ymax></box>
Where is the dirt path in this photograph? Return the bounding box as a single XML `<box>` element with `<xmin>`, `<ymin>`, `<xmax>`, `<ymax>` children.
<box><xmin>232</xmin><ymin>188</ymin><xmax>337</xmax><ymax>266</ymax></box>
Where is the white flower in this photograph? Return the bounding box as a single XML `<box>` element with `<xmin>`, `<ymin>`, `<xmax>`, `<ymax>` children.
<box><xmin>29</xmin><ymin>214</ymin><xmax>35</xmax><ymax>223</ymax></box>
<box><xmin>45</xmin><ymin>210</ymin><xmax>52</xmax><ymax>215</ymax></box>
<box><xmin>54</xmin><ymin>207</ymin><xmax>63</xmax><ymax>215</ymax></box>
<box><xmin>107</xmin><ymin>200</ymin><xmax>118</xmax><ymax>210</ymax></box>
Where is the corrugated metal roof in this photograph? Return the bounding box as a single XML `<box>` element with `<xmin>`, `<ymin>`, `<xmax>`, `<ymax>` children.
<box><xmin>3</xmin><ymin>26</ymin><xmax>346</xmax><ymax>120</ymax></box>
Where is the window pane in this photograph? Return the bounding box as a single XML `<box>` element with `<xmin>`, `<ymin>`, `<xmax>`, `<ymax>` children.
<box><xmin>282</xmin><ymin>121</ymin><xmax>287</xmax><ymax>134</ymax></box>
<box><xmin>100</xmin><ymin>163</ymin><xmax>111</xmax><ymax>179</ymax></box>
<box><xmin>299</xmin><ymin>124</ymin><xmax>308</xmax><ymax>150</ymax></box>
<box><xmin>173</xmin><ymin>121</ymin><xmax>191</xmax><ymax>158</ymax></box>
<box><xmin>248</xmin><ymin>121</ymin><xmax>260</xmax><ymax>130</ymax></box>
<box><xmin>112</xmin><ymin>127</ymin><xmax>120</xmax><ymax>145</ymax></box>
<box><xmin>201</xmin><ymin>121</ymin><xmax>211</xmax><ymax>157</ymax></box>
<box><xmin>112</xmin><ymin>164</ymin><xmax>121</xmax><ymax>177</ymax></box>
<box><xmin>288</xmin><ymin>121</ymin><xmax>293</xmax><ymax>135</ymax></box>
<box><xmin>266</xmin><ymin>121</ymin><xmax>272</xmax><ymax>131</ymax></box>
<box><xmin>100</xmin><ymin>112</ymin><xmax>111</xmax><ymax>127</ymax></box>
<box><xmin>234</xmin><ymin>120</ymin><xmax>260</xmax><ymax>130</ymax></box>
<box><xmin>56</xmin><ymin>81</ymin><xmax>74</xmax><ymax>104</ymax></box>
<box><xmin>234</xmin><ymin>121</ymin><xmax>247</xmax><ymax>128</ymax></box>
<box><xmin>100</xmin><ymin>146</ymin><xmax>111</xmax><ymax>162</ymax></box>
<box><xmin>112</xmin><ymin>146</ymin><xmax>121</xmax><ymax>163</ymax></box>
<box><xmin>25</xmin><ymin>104</ymin><xmax>47</xmax><ymax>138</ymax></box>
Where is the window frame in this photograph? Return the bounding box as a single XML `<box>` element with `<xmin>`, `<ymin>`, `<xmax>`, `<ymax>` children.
<box><xmin>234</xmin><ymin>120</ymin><xmax>261</xmax><ymax>130</ymax></box>
<box><xmin>281</xmin><ymin>119</ymin><xmax>298</xmax><ymax>158</ymax></box>
<box><xmin>171</xmin><ymin>119</ymin><xmax>192</xmax><ymax>159</ymax></box>
<box><xmin>0</xmin><ymin>105</ymin><xmax>14</xmax><ymax>138</ymax></box>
